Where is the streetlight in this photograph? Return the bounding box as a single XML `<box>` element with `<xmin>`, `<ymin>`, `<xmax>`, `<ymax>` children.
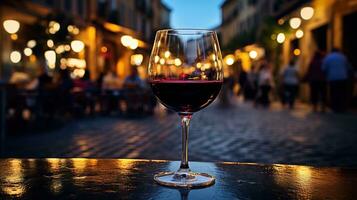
<box><xmin>121</xmin><ymin>35</ymin><xmax>138</xmax><ymax>50</ymax></box>
<box><xmin>159</xmin><ymin>58</ymin><xmax>165</xmax><ymax>65</ymax></box>
<box><xmin>249</xmin><ymin>50</ymin><xmax>258</xmax><ymax>59</ymax></box>
<box><xmin>164</xmin><ymin>51</ymin><xmax>171</xmax><ymax>58</ymax></box>
<box><xmin>121</xmin><ymin>35</ymin><xmax>132</xmax><ymax>47</ymax></box>
<box><xmin>3</xmin><ymin>20</ymin><xmax>20</xmax><ymax>34</ymax></box>
<box><xmin>289</xmin><ymin>17</ymin><xmax>301</xmax><ymax>29</ymax></box>
<box><xmin>296</xmin><ymin>29</ymin><xmax>304</xmax><ymax>38</ymax></box>
<box><xmin>174</xmin><ymin>58</ymin><xmax>182</xmax><ymax>66</ymax></box>
<box><xmin>130</xmin><ymin>54</ymin><xmax>144</xmax><ymax>66</ymax></box>
<box><xmin>49</xmin><ymin>21</ymin><xmax>60</xmax><ymax>34</ymax></box>
<box><xmin>44</xmin><ymin>50</ymin><xmax>56</xmax><ymax>69</ymax></box>
<box><xmin>129</xmin><ymin>39</ymin><xmax>138</xmax><ymax>50</ymax></box>
<box><xmin>300</xmin><ymin>7</ymin><xmax>314</xmax><ymax>20</ymax></box>
<box><xmin>47</xmin><ymin>39</ymin><xmax>54</xmax><ymax>48</ymax></box>
<box><xmin>277</xmin><ymin>33</ymin><xmax>285</xmax><ymax>43</ymax></box>
<box><xmin>27</xmin><ymin>40</ymin><xmax>36</xmax><ymax>48</ymax></box>
<box><xmin>10</xmin><ymin>51</ymin><xmax>21</xmax><ymax>63</ymax></box>
<box><xmin>24</xmin><ymin>48</ymin><xmax>32</xmax><ymax>56</ymax></box>
<box><xmin>154</xmin><ymin>55</ymin><xmax>160</xmax><ymax>63</ymax></box>
<box><xmin>71</xmin><ymin>40</ymin><xmax>85</xmax><ymax>53</ymax></box>
<box><xmin>293</xmin><ymin>49</ymin><xmax>301</xmax><ymax>56</ymax></box>
<box><xmin>224</xmin><ymin>54</ymin><xmax>235</xmax><ymax>66</ymax></box>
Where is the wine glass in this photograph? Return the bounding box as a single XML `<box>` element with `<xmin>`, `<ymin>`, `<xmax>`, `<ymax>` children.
<box><xmin>148</xmin><ymin>29</ymin><xmax>223</xmax><ymax>188</ymax></box>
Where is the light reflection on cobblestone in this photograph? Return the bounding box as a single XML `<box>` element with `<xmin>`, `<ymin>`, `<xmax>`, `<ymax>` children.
<box><xmin>4</xmin><ymin>101</ymin><xmax>357</xmax><ymax>167</ymax></box>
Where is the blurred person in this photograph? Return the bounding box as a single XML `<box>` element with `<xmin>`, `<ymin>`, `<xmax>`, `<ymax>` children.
<box><xmin>281</xmin><ymin>60</ymin><xmax>299</xmax><ymax>109</ymax></box>
<box><xmin>245</xmin><ymin>64</ymin><xmax>259</xmax><ymax>100</ymax></box>
<box><xmin>56</xmin><ymin>69</ymin><xmax>74</xmax><ymax>115</ymax></box>
<box><xmin>256</xmin><ymin>62</ymin><xmax>273</xmax><ymax>107</ymax></box>
<box><xmin>123</xmin><ymin>67</ymin><xmax>148</xmax><ymax>114</ymax></box>
<box><xmin>305</xmin><ymin>51</ymin><xmax>326</xmax><ymax>112</ymax></box>
<box><xmin>36</xmin><ymin>62</ymin><xmax>57</xmax><ymax>118</ymax></box>
<box><xmin>101</xmin><ymin>66</ymin><xmax>123</xmax><ymax>114</ymax></box>
<box><xmin>73</xmin><ymin>70</ymin><xmax>96</xmax><ymax>115</ymax></box>
<box><xmin>102</xmin><ymin>67</ymin><xmax>123</xmax><ymax>90</ymax></box>
<box><xmin>322</xmin><ymin>48</ymin><xmax>352</xmax><ymax>112</ymax></box>
<box><xmin>123</xmin><ymin>67</ymin><xmax>146</xmax><ymax>89</ymax></box>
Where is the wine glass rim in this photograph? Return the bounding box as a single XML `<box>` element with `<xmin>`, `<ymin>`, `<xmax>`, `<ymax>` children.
<box><xmin>156</xmin><ymin>29</ymin><xmax>216</xmax><ymax>35</ymax></box>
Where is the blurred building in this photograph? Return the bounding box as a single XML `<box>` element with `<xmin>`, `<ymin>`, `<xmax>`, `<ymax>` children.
<box><xmin>274</xmin><ymin>0</ymin><xmax>357</xmax><ymax>100</ymax></box>
<box><xmin>219</xmin><ymin>0</ymin><xmax>274</xmax><ymax>48</ymax></box>
<box><xmin>276</xmin><ymin>0</ymin><xmax>357</xmax><ymax>70</ymax></box>
<box><xmin>219</xmin><ymin>0</ymin><xmax>273</xmax><ymax>73</ymax></box>
<box><xmin>219</xmin><ymin>0</ymin><xmax>357</xmax><ymax>100</ymax></box>
<box><xmin>0</xmin><ymin>0</ymin><xmax>171</xmax><ymax>80</ymax></box>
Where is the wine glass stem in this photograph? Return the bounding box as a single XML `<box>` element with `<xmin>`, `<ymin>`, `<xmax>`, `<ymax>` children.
<box><xmin>179</xmin><ymin>115</ymin><xmax>191</xmax><ymax>171</ymax></box>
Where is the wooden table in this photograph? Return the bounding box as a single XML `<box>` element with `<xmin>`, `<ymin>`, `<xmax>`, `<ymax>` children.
<box><xmin>0</xmin><ymin>159</ymin><xmax>356</xmax><ymax>199</ymax></box>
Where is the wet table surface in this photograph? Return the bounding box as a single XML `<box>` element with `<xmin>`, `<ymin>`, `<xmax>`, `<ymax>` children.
<box><xmin>0</xmin><ymin>159</ymin><xmax>356</xmax><ymax>200</ymax></box>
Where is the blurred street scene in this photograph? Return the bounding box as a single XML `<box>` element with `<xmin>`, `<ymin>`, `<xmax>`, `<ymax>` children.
<box><xmin>1</xmin><ymin>0</ymin><xmax>357</xmax><ymax>166</ymax></box>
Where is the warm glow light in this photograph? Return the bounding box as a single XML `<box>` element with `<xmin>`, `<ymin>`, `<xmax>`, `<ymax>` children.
<box><xmin>10</xmin><ymin>34</ymin><xmax>18</xmax><ymax>40</ymax></box>
<box><xmin>196</xmin><ymin>62</ymin><xmax>202</xmax><ymax>68</ymax></box>
<box><xmin>101</xmin><ymin>46</ymin><xmax>108</xmax><ymax>53</ymax></box>
<box><xmin>130</xmin><ymin>54</ymin><xmax>144</xmax><ymax>66</ymax></box>
<box><xmin>249</xmin><ymin>50</ymin><xmax>258</xmax><ymax>59</ymax></box>
<box><xmin>159</xmin><ymin>58</ymin><xmax>165</xmax><ymax>65</ymax></box>
<box><xmin>72</xmin><ymin>27</ymin><xmax>80</xmax><ymax>35</ymax></box>
<box><xmin>277</xmin><ymin>33</ymin><xmax>285</xmax><ymax>43</ymax></box>
<box><xmin>224</xmin><ymin>54</ymin><xmax>235</xmax><ymax>66</ymax></box>
<box><xmin>3</xmin><ymin>160</ymin><xmax>25</xmax><ymax>196</ymax></box>
<box><xmin>24</xmin><ymin>48</ymin><xmax>32</xmax><ymax>56</ymax></box>
<box><xmin>49</xmin><ymin>21</ymin><xmax>60</xmax><ymax>34</ymax></box>
<box><xmin>64</xmin><ymin>45</ymin><xmax>71</xmax><ymax>51</ymax></box>
<box><xmin>3</xmin><ymin>20</ymin><xmax>20</xmax><ymax>34</ymax></box>
<box><xmin>289</xmin><ymin>17</ymin><xmax>301</xmax><ymax>29</ymax></box>
<box><xmin>278</xmin><ymin>19</ymin><xmax>285</xmax><ymax>25</ymax></box>
<box><xmin>174</xmin><ymin>58</ymin><xmax>182</xmax><ymax>66</ymax></box>
<box><xmin>129</xmin><ymin>39</ymin><xmax>138</xmax><ymax>50</ymax></box>
<box><xmin>121</xmin><ymin>35</ymin><xmax>138</xmax><ymax>50</ymax></box>
<box><xmin>300</xmin><ymin>7</ymin><xmax>314</xmax><ymax>20</ymax></box>
<box><xmin>10</xmin><ymin>51</ymin><xmax>21</xmax><ymax>63</ymax></box>
<box><xmin>164</xmin><ymin>51</ymin><xmax>171</xmax><ymax>58</ymax></box>
<box><xmin>293</xmin><ymin>49</ymin><xmax>301</xmax><ymax>56</ymax></box>
<box><xmin>71</xmin><ymin>40</ymin><xmax>85</xmax><ymax>52</ymax></box>
<box><xmin>66</xmin><ymin>58</ymin><xmax>86</xmax><ymax>68</ymax></box>
<box><xmin>55</xmin><ymin>45</ymin><xmax>65</xmax><ymax>54</ymax></box>
<box><xmin>296</xmin><ymin>29</ymin><xmax>304</xmax><ymax>38</ymax></box>
<box><xmin>44</xmin><ymin>50</ymin><xmax>56</xmax><ymax>69</ymax></box>
<box><xmin>27</xmin><ymin>40</ymin><xmax>36</xmax><ymax>48</ymax></box>
<box><xmin>47</xmin><ymin>39</ymin><xmax>54</xmax><ymax>48</ymax></box>
<box><xmin>121</xmin><ymin>35</ymin><xmax>132</xmax><ymax>47</ymax></box>
<box><xmin>211</xmin><ymin>54</ymin><xmax>216</xmax><ymax>61</ymax></box>
<box><xmin>154</xmin><ymin>55</ymin><xmax>160</xmax><ymax>63</ymax></box>
<box><xmin>73</xmin><ymin>68</ymin><xmax>85</xmax><ymax>78</ymax></box>
<box><xmin>49</xmin><ymin>21</ymin><xmax>60</xmax><ymax>31</ymax></box>
<box><xmin>67</xmin><ymin>25</ymin><xmax>74</xmax><ymax>32</ymax></box>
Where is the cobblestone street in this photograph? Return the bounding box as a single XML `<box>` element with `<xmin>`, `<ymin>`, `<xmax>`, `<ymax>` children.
<box><xmin>4</xmin><ymin>100</ymin><xmax>357</xmax><ymax>167</ymax></box>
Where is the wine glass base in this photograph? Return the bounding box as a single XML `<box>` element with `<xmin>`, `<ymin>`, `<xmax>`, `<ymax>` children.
<box><xmin>154</xmin><ymin>171</ymin><xmax>215</xmax><ymax>188</ymax></box>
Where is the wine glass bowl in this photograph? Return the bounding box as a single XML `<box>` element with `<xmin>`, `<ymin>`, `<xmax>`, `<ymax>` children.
<box><xmin>148</xmin><ymin>29</ymin><xmax>223</xmax><ymax>188</ymax></box>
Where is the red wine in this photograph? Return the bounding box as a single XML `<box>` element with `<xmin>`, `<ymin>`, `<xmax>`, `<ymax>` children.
<box><xmin>150</xmin><ymin>80</ymin><xmax>222</xmax><ymax>113</ymax></box>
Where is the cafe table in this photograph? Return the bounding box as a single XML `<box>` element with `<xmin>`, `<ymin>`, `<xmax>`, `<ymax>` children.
<box><xmin>0</xmin><ymin>158</ymin><xmax>356</xmax><ymax>199</ymax></box>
